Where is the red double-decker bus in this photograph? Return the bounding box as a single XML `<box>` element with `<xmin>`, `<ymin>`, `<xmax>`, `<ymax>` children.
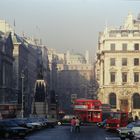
<box><xmin>73</xmin><ymin>98</ymin><xmax>102</xmax><ymax>123</ymax></box>
<box><xmin>106</xmin><ymin>111</ymin><xmax>128</xmax><ymax>130</ymax></box>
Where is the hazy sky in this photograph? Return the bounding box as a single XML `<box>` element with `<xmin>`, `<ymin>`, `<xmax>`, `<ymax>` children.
<box><xmin>0</xmin><ymin>0</ymin><xmax>140</xmax><ymax>58</ymax></box>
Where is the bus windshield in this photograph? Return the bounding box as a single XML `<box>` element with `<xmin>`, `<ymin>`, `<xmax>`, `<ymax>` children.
<box><xmin>110</xmin><ymin>113</ymin><xmax>120</xmax><ymax>119</ymax></box>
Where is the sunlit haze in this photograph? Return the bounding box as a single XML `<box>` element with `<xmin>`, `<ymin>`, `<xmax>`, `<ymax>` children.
<box><xmin>0</xmin><ymin>0</ymin><xmax>139</xmax><ymax>59</ymax></box>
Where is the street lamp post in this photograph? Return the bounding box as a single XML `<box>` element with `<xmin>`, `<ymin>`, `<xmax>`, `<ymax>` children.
<box><xmin>21</xmin><ymin>72</ymin><xmax>24</xmax><ymax>118</ymax></box>
<box><xmin>55</xmin><ymin>94</ymin><xmax>58</xmax><ymax>119</ymax></box>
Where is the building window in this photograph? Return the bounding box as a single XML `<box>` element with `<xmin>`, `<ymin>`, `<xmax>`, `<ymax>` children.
<box><xmin>2</xmin><ymin>44</ymin><xmax>5</xmax><ymax>53</ymax></box>
<box><xmin>109</xmin><ymin>32</ymin><xmax>116</xmax><ymax>37</ymax></box>
<box><xmin>134</xmin><ymin>72</ymin><xmax>139</xmax><ymax>82</ymax></box>
<box><xmin>110</xmin><ymin>72</ymin><xmax>115</xmax><ymax>83</ymax></box>
<box><xmin>110</xmin><ymin>43</ymin><xmax>115</xmax><ymax>51</ymax></box>
<box><xmin>122</xmin><ymin>43</ymin><xmax>127</xmax><ymax>51</ymax></box>
<box><xmin>109</xmin><ymin>93</ymin><xmax>116</xmax><ymax>108</ymax></box>
<box><xmin>110</xmin><ymin>58</ymin><xmax>115</xmax><ymax>66</ymax></box>
<box><xmin>97</xmin><ymin>74</ymin><xmax>100</xmax><ymax>81</ymax></box>
<box><xmin>133</xmin><ymin>93</ymin><xmax>140</xmax><ymax>109</ymax></box>
<box><xmin>133</xmin><ymin>31</ymin><xmax>140</xmax><ymax>37</ymax></box>
<box><xmin>134</xmin><ymin>43</ymin><xmax>139</xmax><ymax>50</ymax></box>
<box><xmin>121</xmin><ymin>31</ymin><xmax>128</xmax><ymax>37</ymax></box>
<box><xmin>122</xmin><ymin>58</ymin><xmax>127</xmax><ymax>66</ymax></box>
<box><xmin>134</xmin><ymin>58</ymin><xmax>139</xmax><ymax>66</ymax></box>
<box><xmin>122</xmin><ymin>72</ymin><xmax>127</xmax><ymax>83</ymax></box>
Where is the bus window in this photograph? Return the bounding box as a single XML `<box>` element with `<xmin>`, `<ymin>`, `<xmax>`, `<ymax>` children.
<box><xmin>110</xmin><ymin>113</ymin><xmax>120</xmax><ymax>119</ymax></box>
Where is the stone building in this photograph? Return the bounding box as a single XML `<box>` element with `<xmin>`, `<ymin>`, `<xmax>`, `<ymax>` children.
<box><xmin>0</xmin><ymin>32</ymin><xmax>14</xmax><ymax>103</ymax></box>
<box><xmin>48</xmin><ymin>50</ymin><xmax>94</xmax><ymax>113</ymax></box>
<box><xmin>0</xmin><ymin>20</ymin><xmax>50</xmax><ymax>117</ymax></box>
<box><xmin>95</xmin><ymin>13</ymin><xmax>140</xmax><ymax>117</ymax></box>
<box><xmin>0</xmin><ymin>31</ymin><xmax>16</xmax><ymax>118</ymax></box>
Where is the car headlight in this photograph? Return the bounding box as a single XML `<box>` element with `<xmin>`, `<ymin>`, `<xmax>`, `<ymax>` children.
<box><xmin>127</xmin><ymin>131</ymin><xmax>135</xmax><ymax>136</ymax></box>
<box><xmin>117</xmin><ymin>124</ymin><xmax>120</xmax><ymax>127</ymax></box>
<box><xmin>58</xmin><ymin>122</ymin><xmax>61</xmax><ymax>125</ymax></box>
<box><xmin>117</xmin><ymin>129</ymin><xmax>121</xmax><ymax>133</ymax></box>
<box><xmin>131</xmin><ymin>131</ymin><xmax>135</xmax><ymax>136</ymax></box>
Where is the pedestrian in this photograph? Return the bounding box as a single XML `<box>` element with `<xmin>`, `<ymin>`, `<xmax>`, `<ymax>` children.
<box><xmin>70</xmin><ymin>117</ymin><xmax>76</xmax><ymax>132</ymax></box>
<box><xmin>75</xmin><ymin>117</ymin><xmax>80</xmax><ymax>133</ymax></box>
<box><xmin>128</xmin><ymin>112</ymin><xmax>134</xmax><ymax>124</ymax></box>
<box><xmin>128</xmin><ymin>116</ymin><xmax>134</xmax><ymax>124</ymax></box>
<box><xmin>135</xmin><ymin>115</ymin><xmax>139</xmax><ymax>122</ymax></box>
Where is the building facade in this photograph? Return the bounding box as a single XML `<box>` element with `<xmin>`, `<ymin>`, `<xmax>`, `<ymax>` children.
<box><xmin>0</xmin><ymin>20</ymin><xmax>50</xmax><ymax>117</ymax></box>
<box><xmin>0</xmin><ymin>32</ymin><xmax>14</xmax><ymax>103</ymax></box>
<box><xmin>95</xmin><ymin>13</ymin><xmax>140</xmax><ymax>117</ymax></box>
<box><xmin>0</xmin><ymin>31</ymin><xmax>17</xmax><ymax>118</ymax></box>
<box><xmin>49</xmin><ymin>50</ymin><xmax>94</xmax><ymax>113</ymax></box>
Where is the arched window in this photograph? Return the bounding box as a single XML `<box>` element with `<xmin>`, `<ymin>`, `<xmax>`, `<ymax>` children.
<box><xmin>109</xmin><ymin>93</ymin><xmax>116</xmax><ymax>108</ymax></box>
<box><xmin>133</xmin><ymin>93</ymin><xmax>140</xmax><ymax>109</ymax></box>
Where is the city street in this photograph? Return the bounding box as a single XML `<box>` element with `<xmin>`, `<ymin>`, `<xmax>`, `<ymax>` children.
<box><xmin>0</xmin><ymin>2</ymin><xmax>139</xmax><ymax>140</ymax></box>
<box><xmin>25</xmin><ymin>125</ymin><xmax>121</xmax><ymax>140</ymax></box>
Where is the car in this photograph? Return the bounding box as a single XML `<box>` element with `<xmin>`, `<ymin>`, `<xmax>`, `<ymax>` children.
<box><xmin>58</xmin><ymin>115</ymin><xmax>76</xmax><ymax>125</ymax></box>
<box><xmin>0</xmin><ymin>119</ymin><xmax>28</xmax><ymax>138</ymax></box>
<box><xmin>25</xmin><ymin>118</ymin><xmax>43</xmax><ymax>130</ymax></box>
<box><xmin>10</xmin><ymin>118</ymin><xmax>34</xmax><ymax>132</ymax></box>
<box><xmin>117</xmin><ymin>122</ymin><xmax>140</xmax><ymax>140</ymax></box>
<box><xmin>97</xmin><ymin>119</ymin><xmax>107</xmax><ymax>128</ymax></box>
<box><xmin>45</xmin><ymin>119</ymin><xmax>57</xmax><ymax>128</ymax></box>
<box><xmin>35</xmin><ymin>117</ymin><xmax>56</xmax><ymax>128</ymax></box>
<box><xmin>133</xmin><ymin>133</ymin><xmax>140</xmax><ymax>140</ymax></box>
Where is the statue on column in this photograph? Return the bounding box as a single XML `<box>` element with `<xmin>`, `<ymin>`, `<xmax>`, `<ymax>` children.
<box><xmin>32</xmin><ymin>65</ymin><xmax>48</xmax><ymax>117</ymax></box>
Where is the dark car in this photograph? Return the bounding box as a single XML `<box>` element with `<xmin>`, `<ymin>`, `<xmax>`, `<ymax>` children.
<box><xmin>0</xmin><ymin>120</ymin><xmax>28</xmax><ymax>138</ymax></box>
<box><xmin>10</xmin><ymin>118</ymin><xmax>34</xmax><ymax>132</ymax></box>
<box><xmin>58</xmin><ymin>115</ymin><xmax>76</xmax><ymax>125</ymax></box>
<box><xmin>97</xmin><ymin>119</ymin><xmax>107</xmax><ymax>128</ymax></box>
<box><xmin>25</xmin><ymin>117</ymin><xmax>43</xmax><ymax>130</ymax></box>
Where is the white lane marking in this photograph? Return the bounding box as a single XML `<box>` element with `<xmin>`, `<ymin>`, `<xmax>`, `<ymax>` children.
<box><xmin>105</xmin><ymin>137</ymin><xmax>120</xmax><ymax>140</ymax></box>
